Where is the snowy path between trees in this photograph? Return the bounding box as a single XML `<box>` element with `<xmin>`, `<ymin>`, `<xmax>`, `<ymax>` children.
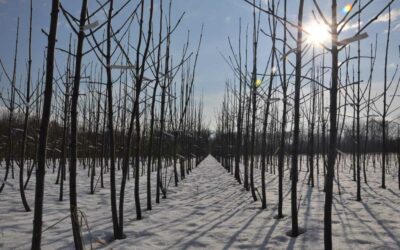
<box><xmin>0</xmin><ymin>155</ymin><xmax>399</xmax><ymax>249</ymax></box>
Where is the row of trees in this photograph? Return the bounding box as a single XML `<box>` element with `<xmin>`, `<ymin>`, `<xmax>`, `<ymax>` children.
<box><xmin>212</xmin><ymin>0</ymin><xmax>399</xmax><ymax>249</ymax></box>
<box><xmin>0</xmin><ymin>0</ymin><xmax>209</xmax><ymax>249</ymax></box>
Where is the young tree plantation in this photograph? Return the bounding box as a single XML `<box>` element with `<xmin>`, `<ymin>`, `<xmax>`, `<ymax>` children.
<box><xmin>0</xmin><ymin>0</ymin><xmax>399</xmax><ymax>249</ymax></box>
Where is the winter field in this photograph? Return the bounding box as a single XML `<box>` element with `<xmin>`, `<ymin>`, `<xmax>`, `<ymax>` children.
<box><xmin>0</xmin><ymin>155</ymin><xmax>399</xmax><ymax>250</ymax></box>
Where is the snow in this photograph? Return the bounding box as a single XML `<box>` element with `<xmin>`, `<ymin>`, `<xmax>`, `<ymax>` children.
<box><xmin>0</xmin><ymin>155</ymin><xmax>399</xmax><ymax>249</ymax></box>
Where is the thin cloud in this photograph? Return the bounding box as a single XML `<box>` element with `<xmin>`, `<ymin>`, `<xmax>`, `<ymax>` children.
<box><xmin>393</xmin><ymin>22</ymin><xmax>400</xmax><ymax>31</ymax></box>
<box><xmin>340</xmin><ymin>21</ymin><xmax>363</xmax><ymax>31</ymax></box>
<box><xmin>0</xmin><ymin>0</ymin><xmax>7</xmax><ymax>4</ymax></box>
<box><xmin>377</xmin><ymin>8</ymin><xmax>400</xmax><ymax>22</ymax></box>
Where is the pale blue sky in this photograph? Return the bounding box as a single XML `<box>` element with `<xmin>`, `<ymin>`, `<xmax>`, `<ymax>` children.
<box><xmin>0</xmin><ymin>0</ymin><xmax>399</xmax><ymax>127</ymax></box>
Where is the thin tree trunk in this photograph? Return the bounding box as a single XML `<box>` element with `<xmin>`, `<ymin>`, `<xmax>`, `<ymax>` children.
<box><xmin>31</xmin><ymin>1</ymin><xmax>59</xmax><ymax>248</ymax></box>
<box><xmin>69</xmin><ymin>0</ymin><xmax>88</xmax><ymax>248</ymax></box>
<box><xmin>276</xmin><ymin>0</ymin><xmax>287</xmax><ymax>220</ymax></box>
<box><xmin>20</xmin><ymin>3</ymin><xmax>32</xmax><ymax>211</ymax></box>
<box><xmin>381</xmin><ymin>5</ymin><xmax>391</xmax><ymax>189</ymax></box>
<box><xmin>288</xmin><ymin>0</ymin><xmax>304</xmax><ymax>237</ymax></box>
<box><xmin>325</xmin><ymin>1</ymin><xmax>339</xmax><ymax>248</ymax></box>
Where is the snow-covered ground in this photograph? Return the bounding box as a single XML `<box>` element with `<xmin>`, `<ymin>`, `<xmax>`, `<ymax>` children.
<box><xmin>0</xmin><ymin>155</ymin><xmax>399</xmax><ymax>249</ymax></box>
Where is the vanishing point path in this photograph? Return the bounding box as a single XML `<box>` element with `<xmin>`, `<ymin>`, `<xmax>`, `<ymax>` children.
<box><xmin>103</xmin><ymin>155</ymin><xmax>320</xmax><ymax>250</ymax></box>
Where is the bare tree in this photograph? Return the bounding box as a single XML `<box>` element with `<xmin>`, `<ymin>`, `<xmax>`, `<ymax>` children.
<box><xmin>31</xmin><ymin>0</ymin><xmax>60</xmax><ymax>248</ymax></box>
<box><xmin>287</xmin><ymin>0</ymin><xmax>305</xmax><ymax>238</ymax></box>
<box><xmin>68</xmin><ymin>0</ymin><xmax>88</xmax><ymax>247</ymax></box>
<box><xmin>18</xmin><ymin>0</ymin><xmax>33</xmax><ymax>212</ymax></box>
<box><xmin>0</xmin><ymin>18</ymin><xmax>19</xmax><ymax>194</ymax></box>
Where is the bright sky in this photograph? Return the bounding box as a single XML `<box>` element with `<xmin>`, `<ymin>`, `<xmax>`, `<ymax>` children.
<box><xmin>0</xmin><ymin>0</ymin><xmax>399</xmax><ymax>128</ymax></box>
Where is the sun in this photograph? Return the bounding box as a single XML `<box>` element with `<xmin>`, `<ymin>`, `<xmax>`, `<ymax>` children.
<box><xmin>304</xmin><ymin>21</ymin><xmax>330</xmax><ymax>45</ymax></box>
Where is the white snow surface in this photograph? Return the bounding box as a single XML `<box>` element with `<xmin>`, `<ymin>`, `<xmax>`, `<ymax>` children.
<box><xmin>0</xmin><ymin>155</ymin><xmax>399</xmax><ymax>249</ymax></box>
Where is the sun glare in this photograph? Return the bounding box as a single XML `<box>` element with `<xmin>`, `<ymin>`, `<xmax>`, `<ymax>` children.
<box><xmin>343</xmin><ymin>4</ymin><xmax>352</xmax><ymax>14</ymax></box>
<box><xmin>305</xmin><ymin>22</ymin><xmax>330</xmax><ymax>45</ymax></box>
<box><xmin>255</xmin><ymin>79</ymin><xmax>262</xmax><ymax>88</ymax></box>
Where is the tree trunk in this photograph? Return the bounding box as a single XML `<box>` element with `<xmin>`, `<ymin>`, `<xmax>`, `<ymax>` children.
<box><xmin>31</xmin><ymin>1</ymin><xmax>59</xmax><ymax>248</ymax></box>
<box><xmin>69</xmin><ymin>0</ymin><xmax>88</xmax><ymax>248</ymax></box>
<box><xmin>325</xmin><ymin>1</ymin><xmax>339</xmax><ymax>248</ymax></box>
<box><xmin>288</xmin><ymin>0</ymin><xmax>304</xmax><ymax>237</ymax></box>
